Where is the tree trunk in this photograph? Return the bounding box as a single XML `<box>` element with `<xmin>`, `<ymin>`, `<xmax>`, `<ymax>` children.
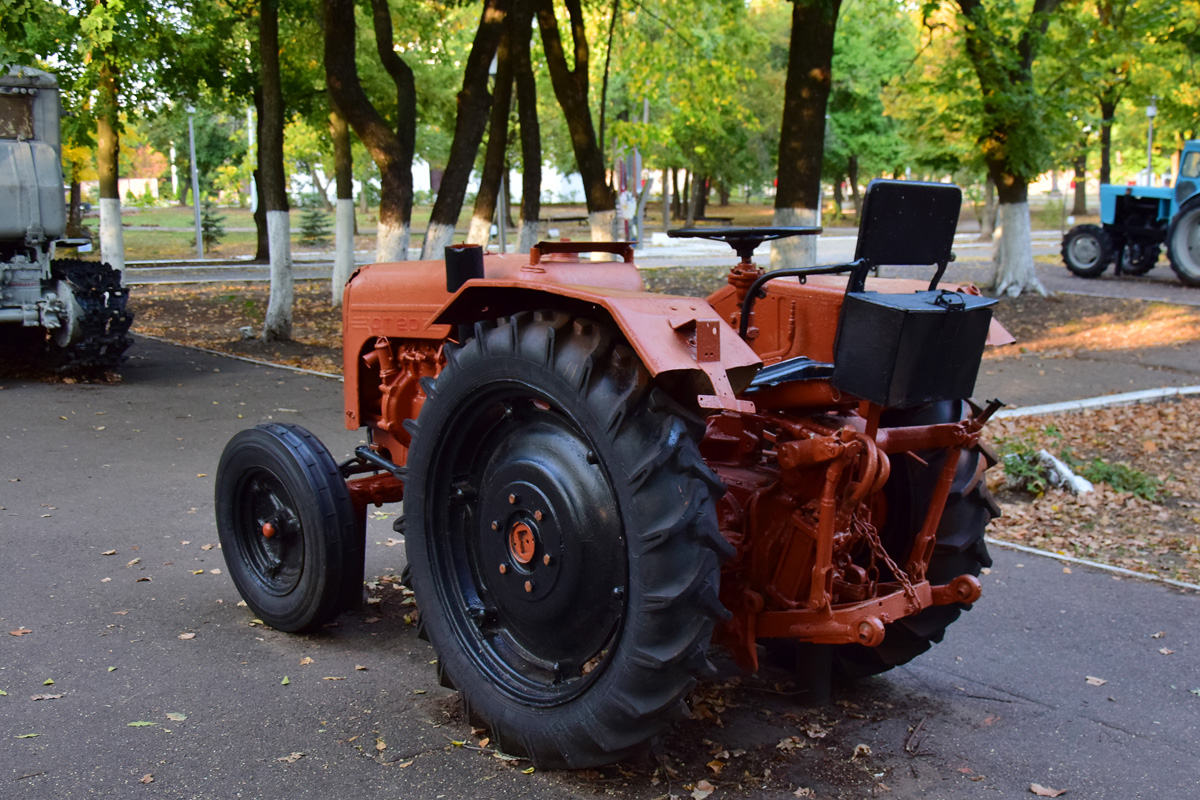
<box><xmin>1073</xmin><ymin>152</ymin><xmax>1088</xmax><ymax>216</ymax></box>
<box><xmin>260</xmin><ymin>0</ymin><xmax>293</xmax><ymax>342</ymax></box>
<box><xmin>670</xmin><ymin>167</ymin><xmax>681</xmax><ymax>219</ymax></box>
<box><xmin>692</xmin><ymin>175</ymin><xmax>709</xmax><ymax>220</ymax></box>
<box><xmin>717</xmin><ymin>180</ymin><xmax>730</xmax><ymax>207</ymax></box>
<box><xmin>330</xmin><ymin>99</ymin><xmax>355</xmax><ymax>306</ymax></box>
<box><xmin>991</xmin><ymin>176</ymin><xmax>1046</xmax><ymax>297</ymax></box>
<box><xmin>468</xmin><ymin>14</ymin><xmax>518</xmax><ymax>247</ymax></box>
<box><xmin>661</xmin><ymin>167</ymin><xmax>671</xmax><ymax>229</ymax></box>
<box><xmin>67</xmin><ymin>181</ymin><xmax>85</xmax><ymax>239</ymax></box>
<box><xmin>1099</xmin><ymin>96</ymin><xmax>1115</xmax><ymax>186</ymax></box>
<box><xmin>537</xmin><ymin>0</ymin><xmax>616</xmax><ymax>251</ymax></box>
<box><xmin>325</xmin><ymin>0</ymin><xmax>417</xmax><ymax>264</ymax></box>
<box><xmin>772</xmin><ymin>0</ymin><xmax>841</xmax><ymax>269</ymax></box>
<box><xmin>831</xmin><ymin>178</ymin><xmax>844</xmax><ymax>220</ymax></box>
<box><xmin>96</xmin><ymin>59</ymin><xmax>125</xmax><ymax>273</ymax></box>
<box><xmin>253</xmin><ymin>88</ymin><xmax>269</xmax><ymax>263</ymax></box>
<box><xmin>847</xmin><ymin>155</ymin><xmax>861</xmax><ymax>218</ymax></box>
<box><xmin>421</xmin><ymin>0</ymin><xmax>512</xmax><ymax>259</ymax></box>
<box><xmin>979</xmin><ymin>174</ymin><xmax>996</xmax><ymax>242</ymax></box>
<box><xmin>310</xmin><ymin>165</ymin><xmax>334</xmax><ymax>211</ymax></box>
<box><xmin>514</xmin><ymin>6</ymin><xmax>541</xmax><ymax>254</ymax></box>
<box><xmin>684</xmin><ymin>172</ymin><xmax>695</xmax><ymax>226</ymax></box>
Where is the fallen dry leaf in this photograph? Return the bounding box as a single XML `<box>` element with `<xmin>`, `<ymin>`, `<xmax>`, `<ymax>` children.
<box><xmin>793</xmin><ymin>789</ymin><xmax>815</xmax><ymax>799</ymax></box>
<box><xmin>1030</xmin><ymin>784</ymin><xmax>1067</xmax><ymax>797</ymax></box>
<box><xmin>1159</xmin><ymin>647</ymin><xmax>1175</xmax><ymax>655</ymax></box>
<box><xmin>299</xmin><ymin>657</ymin><xmax>314</xmax><ymax>666</ymax></box>
<box><xmin>1085</xmin><ymin>676</ymin><xmax>1107</xmax><ymax>686</ymax></box>
<box><xmin>201</xmin><ymin>543</ymin><xmax>215</xmax><ymax>551</ymax></box>
<box><xmin>375</xmin><ymin>738</ymin><xmax>387</xmax><ymax>752</ymax></box>
<box><xmin>323</xmin><ymin>676</ymin><xmax>346</xmax><ymax>681</ymax></box>
<box><xmin>126</xmin><ymin>558</ymin><xmax>140</xmax><ymax>567</ymax></box>
<box><xmin>691</xmin><ymin>780</ymin><xmax>716</xmax><ymax>800</ymax></box>
<box><xmin>706</xmin><ymin>759</ymin><xmax>725</xmax><ymax>775</ymax></box>
<box><xmin>30</xmin><ymin>693</ymin><xmax>64</xmax><ymax>701</ymax></box>
<box><xmin>9</xmin><ymin>628</ymin><xmax>32</xmax><ymax>636</ymax></box>
<box><xmin>277</xmin><ymin>752</ymin><xmax>304</xmax><ymax>764</ymax></box>
<box><xmin>166</xmin><ymin>713</ymin><xmax>186</xmax><ymax>721</ymax></box>
<box><xmin>140</xmin><ymin>774</ymin><xmax>154</xmax><ymax>784</ymax></box>
<box><xmin>178</xmin><ymin>632</ymin><xmax>196</xmax><ymax>640</ymax></box>
<box><xmin>101</xmin><ymin>550</ymin><xmax>117</xmax><ymax>556</ymax></box>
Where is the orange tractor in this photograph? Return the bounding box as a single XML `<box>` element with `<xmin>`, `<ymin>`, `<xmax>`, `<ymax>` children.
<box><xmin>215</xmin><ymin>180</ymin><xmax>1011</xmax><ymax>767</ymax></box>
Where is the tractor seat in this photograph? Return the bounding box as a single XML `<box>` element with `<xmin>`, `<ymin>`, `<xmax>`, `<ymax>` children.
<box><xmin>744</xmin><ymin>357</ymin><xmax>835</xmax><ymax>393</ymax></box>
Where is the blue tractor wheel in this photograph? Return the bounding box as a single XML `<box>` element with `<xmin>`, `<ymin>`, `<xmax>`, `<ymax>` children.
<box><xmin>1168</xmin><ymin>200</ymin><xmax>1200</xmax><ymax>286</ymax></box>
<box><xmin>1062</xmin><ymin>224</ymin><xmax>1114</xmax><ymax>278</ymax></box>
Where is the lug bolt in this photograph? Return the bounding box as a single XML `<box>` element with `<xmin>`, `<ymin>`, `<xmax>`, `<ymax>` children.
<box><xmin>542</xmin><ymin>554</ymin><xmax>552</xmax><ymax>566</ymax></box>
<box><xmin>524</xmin><ymin>580</ymin><xmax>534</xmax><ymax>593</ymax></box>
<box><xmin>509</xmin><ymin>493</ymin><xmax>518</xmax><ymax>504</ymax></box>
<box><xmin>498</xmin><ymin>564</ymin><xmax>508</xmax><ymax>574</ymax></box>
<box><xmin>533</xmin><ymin>510</ymin><xmax>543</xmax><ymax>522</ymax></box>
<box><xmin>491</xmin><ymin>520</ymin><xmax>499</xmax><ymax>531</ymax></box>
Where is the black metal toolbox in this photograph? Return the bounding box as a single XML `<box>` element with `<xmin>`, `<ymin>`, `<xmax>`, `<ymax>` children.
<box><xmin>831</xmin><ymin>288</ymin><xmax>997</xmax><ymax>408</ymax></box>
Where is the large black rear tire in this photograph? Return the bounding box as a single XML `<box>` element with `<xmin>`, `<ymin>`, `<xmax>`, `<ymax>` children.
<box><xmin>403</xmin><ymin>312</ymin><xmax>731</xmax><ymax>768</ymax></box>
<box><xmin>215</xmin><ymin>423</ymin><xmax>363</xmax><ymax>632</ymax></box>
<box><xmin>1167</xmin><ymin>201</ymin><xmax>1200</xmax><ymax>286</ymax></box>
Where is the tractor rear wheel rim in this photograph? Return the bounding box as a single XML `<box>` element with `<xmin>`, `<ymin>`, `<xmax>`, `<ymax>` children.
<box><xmin>237</xmin><ymin>472</ymin><xmax>304</xmax><ymax>595</ymax></box>
<box><xmin>1070</xmin><ymin>235</ymin><xmax>1100</xmax><ymax>268</ymax></box>
<box><xmin>428</xmin><ymin>387</ymin><xmax>627</xmax><ymax>706</ymax></box>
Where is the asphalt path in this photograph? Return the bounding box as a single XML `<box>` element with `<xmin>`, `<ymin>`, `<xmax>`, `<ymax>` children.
<box><xmin>2</xmin><ymin>334</ymin><xmax>1197</xmax><ymax>798</ymax></box>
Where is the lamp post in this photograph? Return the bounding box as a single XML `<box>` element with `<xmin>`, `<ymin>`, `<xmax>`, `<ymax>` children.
<box><xmin>186</xmin><ymin>105</ymin><xmax>204</xmax><ymax>258</ymax></box>
<box><xmin>1146</xmin><ymin>97</ymin><xmax>1158</xmax><ymax>187</ymax></box>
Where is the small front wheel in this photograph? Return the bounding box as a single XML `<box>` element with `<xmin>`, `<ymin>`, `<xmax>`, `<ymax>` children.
<box><xmin>1062</xmin><ymin>224</ymin><xmax>1114</xmax><ymax>278</ymax></box>
<box><xmin>215</xmin><ymin>423</ymin><xmax>362</xmax><ymax>632</ymax></box>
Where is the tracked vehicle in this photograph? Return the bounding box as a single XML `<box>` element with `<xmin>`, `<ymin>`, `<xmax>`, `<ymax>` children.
<box><xmin>0</xmin><ymin>65</ymin><xmax>132</xmax><ymax>372</ymax></box>
<box><xmin>216</xmin><ymin>179</ymin><xmax>1012</xmax><ymax>768</ymax></box>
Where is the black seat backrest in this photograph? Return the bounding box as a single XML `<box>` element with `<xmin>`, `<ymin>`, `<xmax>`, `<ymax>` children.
<box><xmin>854</xmin><ymin>179</ymin><xmax>961</xmax><ymax>268</ymax></box>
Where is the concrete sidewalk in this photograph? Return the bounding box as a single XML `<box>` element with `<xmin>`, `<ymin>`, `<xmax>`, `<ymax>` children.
<box><xmin>1</xmin><ymin>337</ymin><xmax>1196</xmax><ymax>798</ymax></box>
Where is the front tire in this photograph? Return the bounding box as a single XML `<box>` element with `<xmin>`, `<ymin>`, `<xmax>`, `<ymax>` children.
<box><xmin>1062</xmin><ymin>224</ymin><xmax>1114</xmax><ymax>278</ymax></box>
<box><xmin>215</xmin><ymin>423</ymin><xmax>363</xmax><ymax>632</ymax></box>
<box><xmin>403</xmin><ymin>312</ymin><xmax>731</xmax><ymax>768</ymax></box>
<box><xmin>1168</xmin><ymin>202</ymin><xmax>1200</xmax><ymax>286</ymax></box>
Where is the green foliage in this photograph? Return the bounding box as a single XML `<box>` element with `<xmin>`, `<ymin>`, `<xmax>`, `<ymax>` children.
<box><xmin>996</xmin><ymin>428</ymin><xmax>1053</xmax><ymax>496</ymax></box>
<box><xmin>298</xmin><ymin>198</ymin><xmax>332</xmax><ymax>247</ymax></box>
<box><xmin>997</xmin><ymin>424</ymin><xmax>1162</xmax><ymax>500</ymax></box>
<box><xmin>192</xmin><ymin>198</ymin><xmax>226</xmax><ymax>249</ymax></box>
<box><xmin>1075</xmin><ymin>458</ymin><xmax>1162</xmax><ymax>501</ymax></box>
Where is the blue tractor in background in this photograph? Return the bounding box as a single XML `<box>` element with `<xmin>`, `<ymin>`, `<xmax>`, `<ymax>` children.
<box><xmin>1062</xmin><ymin>140</ymin><xmax>1200</xmax><ymax>285</ymax></box>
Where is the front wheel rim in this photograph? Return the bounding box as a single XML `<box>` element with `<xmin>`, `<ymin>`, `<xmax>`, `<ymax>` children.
<box><xmin>1069</xmin><ymin>235</ymin><xmax>1101</xmax><ymax>268</ymax></box>
<box><xmin>426</xmin><ymin>385</ymin><xmax>628</xmax><ymax>706</ymax></box>
<box><xmin>235</xmin><ymin>470</ymin><xmax>305</xmax><ymax>596</ymax></box>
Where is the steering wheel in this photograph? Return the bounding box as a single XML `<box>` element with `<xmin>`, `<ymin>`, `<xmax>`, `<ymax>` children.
<box><xmin>667</xmin><ymin>226</ymin><xmax>821</xmax><ymax>264</ymax></box>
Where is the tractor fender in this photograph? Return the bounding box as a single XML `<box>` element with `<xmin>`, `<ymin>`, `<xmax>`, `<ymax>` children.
<box><xmin>434</xmin><ymin>281</ymin><xmax>762</xmax><ymax>411</ymax></box>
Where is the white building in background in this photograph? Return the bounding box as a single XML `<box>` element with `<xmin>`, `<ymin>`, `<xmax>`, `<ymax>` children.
<box><xmin>79</xmin><ymin>177</ymin><xmax>159</xmax><ymax>201</ymax></box>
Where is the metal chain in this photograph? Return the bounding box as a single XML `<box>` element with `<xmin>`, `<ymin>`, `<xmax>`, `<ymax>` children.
<box><xmin>857</xmin><ymin>516</ymin><xmax>918</xmax><ymax>602</ymax></box>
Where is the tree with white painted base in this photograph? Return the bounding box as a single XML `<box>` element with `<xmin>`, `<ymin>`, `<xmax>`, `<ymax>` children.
<box><xmin>956</xmin><ymin>0</ymin><xmax>1064</xmax><ymax>298</ymax></box>
<box><xmin>324</xmin><ymin>0</ymin><xmax>417</xmax><ymax>266</ymax></box>
<box><xmin>420</xmin><ymin>0</ymin><xmax>512</xmax><ymax>260</ymax></box>
<box><xmin>772</xmin><ymin>0</ymin><xmax>842</xmax><ymax>270</ymax></box>
<box><xmin>260</xmin><ymin>0</ymin><xmax>292</xmax><ymax>342</ymax></box>
<box><xmin>329</xmin><ymin>102</ymin><xmax>355</xmax><ymax>307</ymax></box>
<box><xmin>537</xmin><ymin>0</ymin><xmax>616</xmax><ymax>254</ymax></box>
